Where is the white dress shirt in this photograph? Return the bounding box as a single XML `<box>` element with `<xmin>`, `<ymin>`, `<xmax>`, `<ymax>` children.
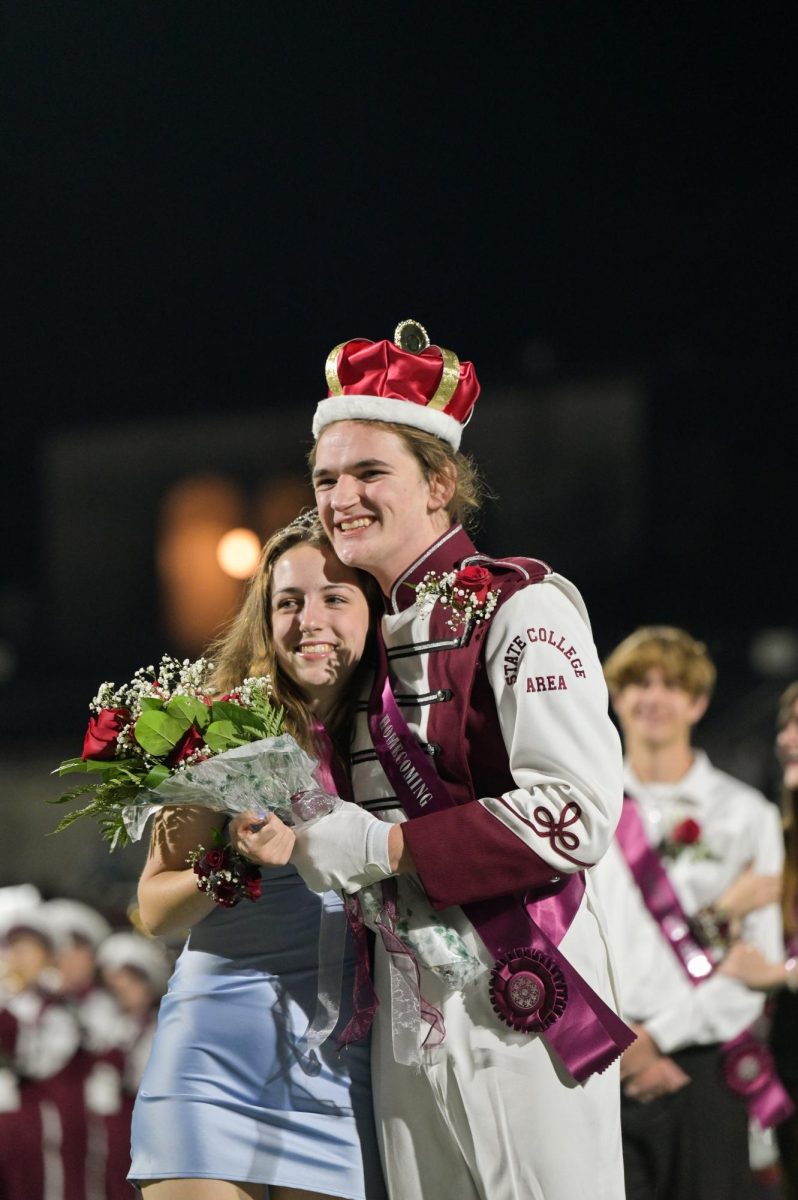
<box><xmin>591</xmin><ymin>751</ymin><xmax>784</xmax><ymax>1053</ymax></box>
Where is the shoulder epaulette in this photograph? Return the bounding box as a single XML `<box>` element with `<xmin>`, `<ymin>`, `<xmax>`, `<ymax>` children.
<box><xmin>461</xmin><ymin>553</ymin><xmax>552</xmax><ymax>584</ymax></box>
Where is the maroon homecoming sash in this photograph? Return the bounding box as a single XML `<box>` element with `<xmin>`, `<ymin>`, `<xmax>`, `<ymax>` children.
<box><xmin>616</xmin><ymin>794</ymin><xmax>793</xmax><ymax>1127</ymax></box>
<box><xmin>367</xmin><ymin>630</ymin><xmax>634</xmax><ymax>1082</ymax></box>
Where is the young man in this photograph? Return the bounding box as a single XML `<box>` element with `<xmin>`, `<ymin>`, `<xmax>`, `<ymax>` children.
<box><xmin>272</xmin><ymin>321</ymin><xmax>631</xmax><ymax>1198</ymax></box>
<box><xmin>592</xmin><ymin>626</ymin><xmax>785</xmax><ymax>1200</ymax></box>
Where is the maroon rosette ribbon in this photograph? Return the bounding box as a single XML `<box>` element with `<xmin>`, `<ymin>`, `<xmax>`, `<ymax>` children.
<box><xmin>489</xmin><ymin>947</ymin><xmax>568</xmax><ymax>1033</ymax></box>
<box><xmin>722</xmin><ymin>1038</ymin><xmax>774</xmax><ymax>1098</ymax></box>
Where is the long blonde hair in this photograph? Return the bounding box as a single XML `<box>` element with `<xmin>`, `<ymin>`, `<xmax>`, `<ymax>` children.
<box><xmin>207</xmin><ymin>511</ymin><xmax>375</xmax><ymax>758</ymax></box>
<box><xmin>778</xmin><ymin>681</ymin><xmax>798</xmax><ymax>938</ymax></box>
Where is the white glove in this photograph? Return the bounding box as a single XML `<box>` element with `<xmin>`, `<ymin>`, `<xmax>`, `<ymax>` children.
<box><xmin>290</xmin><ymin>800</ymin><xmax>393</xmax><ymax>894</ymax></box>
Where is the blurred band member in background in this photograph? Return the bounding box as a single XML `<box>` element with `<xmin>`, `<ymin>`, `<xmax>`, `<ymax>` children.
<box><xmin>594</xmin><ymin>626</ymin><xmax>785</xmax><ymax>1200</ymax></box>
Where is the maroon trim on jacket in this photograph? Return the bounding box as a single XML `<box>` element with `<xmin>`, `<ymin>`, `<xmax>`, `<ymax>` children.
<box><xmin>492</xmin><ymin>794</ymin><xmax>592</xmax><ymax>868</ymax></box>
<box><xmin>386</xmin><ymin>525</ymin><xmax>477</xmax><ymax>613</ymax></box>
<box><xmin>403</xmin><ymin>800</ymin><xmax>563</xmax><ymax>910</ymax></box>
<box><xmin>383</xmin><ymin>529</ymin><xmax>560</xmax><ymax>909</ymax></box>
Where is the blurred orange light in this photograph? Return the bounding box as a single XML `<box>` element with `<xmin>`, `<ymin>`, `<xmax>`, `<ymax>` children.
<box><xmin>216</xmin><ymin>528</ymin><xmax>261</xmax><ymax>579</ymax></box>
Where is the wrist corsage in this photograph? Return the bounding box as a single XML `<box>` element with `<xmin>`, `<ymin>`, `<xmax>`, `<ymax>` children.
<box><xmin>187</xmin><ymin>830</ymin><xmax>262</xmax><ymax>908</ymax></box>
<box><xmin>690</xmin><ymin>904</ymin><xmax>731</xmax><ymax>955</ymax></box>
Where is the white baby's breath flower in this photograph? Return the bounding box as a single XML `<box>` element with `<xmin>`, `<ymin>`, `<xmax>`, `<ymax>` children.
<box><xmin>414</xmin><ymin>570</ymin><xmax>501</xmax><ymax>633</ymax></box>
<box><xmin>237</xmin><ymin>674</ymin><xmax>273</xmax><ymax>706</ymax></box>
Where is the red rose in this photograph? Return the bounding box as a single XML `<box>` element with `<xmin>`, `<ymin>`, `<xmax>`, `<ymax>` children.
<box><xmin>193</xmin><ymin>858</ymin><xmax>213</xmax><ymax>880</ymax></box>
<box><xmin>213</xmin><ymin>880</ymin><xmax>240</xmax><ymax>907</ymax></box>
<box><xmin>168</xmin><ymin>724</ymin><xmax>206</xmax><ymax>766</ymax></box>
<box><xmin>203</xmin><ymin>848</ymin><xmax>227</xmax><ymax>871</ymax></box>
<box><xmin>82</xmin><ymin>707</ymin><xmax>129</xmax><ymax>761</ymax></box>
<box><xmin>671</xmin><ymin>817</ymin><xmax>701</xmax><ymax>846</ymax></box>
<box><xmin>454</xmin><ymin>565</ymin><xmax>492</xmax><ymax>603</ymax></box>
<box><xmin>243</xmin><ymin>874</ymin><xmax>262</xmax><ymax>902</ymax></box>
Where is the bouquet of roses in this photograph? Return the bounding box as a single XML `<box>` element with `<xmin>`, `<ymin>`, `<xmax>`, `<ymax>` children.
<box><xmin>50</xmin><ymin>655</ymin><xmax>331</xmax><ymax>851</ymax></box>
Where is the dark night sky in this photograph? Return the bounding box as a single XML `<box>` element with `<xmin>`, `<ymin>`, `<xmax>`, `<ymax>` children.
<box><xmin>2</xmin><ymin>3</ymin><xmax>796</xmax><ymax>629</ymax></box>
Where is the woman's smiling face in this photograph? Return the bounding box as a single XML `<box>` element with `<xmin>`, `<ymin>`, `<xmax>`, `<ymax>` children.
<box><xmin>269</xmin><ymin>542</ymin><xmax>370</xmax><ymax>717</ymax></box>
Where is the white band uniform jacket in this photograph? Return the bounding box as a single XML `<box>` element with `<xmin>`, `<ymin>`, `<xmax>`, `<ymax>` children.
<box><xmin>295</xmin><ymin>525</ymin><xmax>625</xmax><ymax>907</ymax></box>
<box><xmin>292</xmin><ymin>525</ymin><xmax>627</xmax><ymax>1200</ymax></box>
<box><xmin>591</xmin><ymin>753</ymin><xmax>785</xmax><ymax>1052</ymax></box>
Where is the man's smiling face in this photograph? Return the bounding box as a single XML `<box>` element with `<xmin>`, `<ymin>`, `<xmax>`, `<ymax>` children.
<box><xmin>312</xmin><ymin>420</ymin><xmax>452</xmax><ymax>593</ymax></box>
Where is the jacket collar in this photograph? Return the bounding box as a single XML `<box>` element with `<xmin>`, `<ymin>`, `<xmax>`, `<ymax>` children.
<box><xmin>385</xmin><ymin>524</ymin><xmax>477</xmax><ymax>614</ymax></box>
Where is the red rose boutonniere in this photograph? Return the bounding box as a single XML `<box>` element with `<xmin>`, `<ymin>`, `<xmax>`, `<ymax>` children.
<box><xmin>672</xmin><ymin>817</ymin><xmax>701</xmax><ymax>845</ymax></box>
<box><xmin>414</xmin><ymin>565</ymin><xmax>500</xmax><ymax>632</ymax></box>
<box><xmin>453</xmin><ymin>565</ymin><xmax>492</xmax><ymax>603</ymax></box>
<box><xmin>661</xmin><ymin>815</ymin><xmax>717</xmax><ymax>861</ymax></box>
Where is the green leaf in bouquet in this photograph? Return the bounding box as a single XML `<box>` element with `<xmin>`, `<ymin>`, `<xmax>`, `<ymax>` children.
<box><xmin>140</xmin><ymin>696</ymin><xmax>165</xmax><ymax>711</ymax></box>
<box><xmin>247</xmin><ymin>691</ymin><xmax>285</xmax><ymax>737</ymax></box>
<box><xmin>203</xmin><ymin>720</ymin><xmax>251</xmax><ymax>752</ymax></box>
<box><xmin>47</xmin><ymin>780</ymin><xmax>98</xmax><ymax>807</ymax></box>
<box><xmin>55</xmin><ymin>800</ymin><xmax>156</xmax><ymax>850</ymax></box>
<box><xmin>53</xmin><ymin>774</ymin><xmax>144</xmax><ymax>844</ymax></box>
<box><xmin>56</xmin><ymin>756</ymin><xmax>92</xmax><ymax>774</ymax></box>
<box><xmin>143</xmin><ymin>763</ymin><xmax>171</xmax><ymax>789</ymax></box>
<box><xmin>209</xmin><ymin>700</ymin><xmax>266</xmax><ymax>733</ymax></box>
<box><xmin>100</xmin><ymin>810</ymin><xmax>133</xmax><ymax>851</ymax></box>
<box><xmin>166</xmin><ymin>694</ymin><xmax>210</xmax><ymax>729</ymax></box>
<box><xmin>134</xmin><ymin>709</ymin><xmax>191</xmax><ymax>756</ymax></box>
<box><xmin>50</xmin><ymin>796</ymin><xmax>104</xmax><ymax>833</ymax></box>
<box><xmin>57</xmin><ymin>756</ymin><xmax>140</xmax><ymax>777</ymax></box>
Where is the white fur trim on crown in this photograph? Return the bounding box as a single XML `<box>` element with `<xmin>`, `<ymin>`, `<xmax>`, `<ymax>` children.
<box><xmin>312</xmin><ymin>394</ymin><xmax>463</xmax><ymax>450</ymax></box>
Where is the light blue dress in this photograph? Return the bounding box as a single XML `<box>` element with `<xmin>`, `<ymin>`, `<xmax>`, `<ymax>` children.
<box><xmin>129</xmin><ymin>863</ymin><xmax>386</xmax><ymax>1199</ymax></box>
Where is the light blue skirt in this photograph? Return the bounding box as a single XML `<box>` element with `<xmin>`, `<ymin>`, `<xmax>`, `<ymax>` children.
<box><xmin>129</xmin><ymin>865</ymin><xmax>386</xmax><ymax>1199</ymax></box>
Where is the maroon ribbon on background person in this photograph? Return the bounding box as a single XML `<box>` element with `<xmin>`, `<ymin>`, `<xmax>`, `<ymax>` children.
<box><xmin>616</xmin><ymin>795</ymin><xmax>794</xmax><ymax>1128</ymax></box>
<box><xmin>366</xmin><ymin>628</ymin><xmax>634</xmax><ymax>1081</ymax></box>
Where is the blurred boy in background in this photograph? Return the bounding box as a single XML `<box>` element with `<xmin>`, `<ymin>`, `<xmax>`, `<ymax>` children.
<box><xmin>592</xmin><ymin>626</ymin><xmax>784</xmax><ymax>1200</ymax></box>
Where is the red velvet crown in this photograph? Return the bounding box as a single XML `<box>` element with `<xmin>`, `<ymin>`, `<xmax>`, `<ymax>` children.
<box><xmin>312</xmin><ymin>320</ymin><xmax>480</xmax><ymax>450</ymax></box>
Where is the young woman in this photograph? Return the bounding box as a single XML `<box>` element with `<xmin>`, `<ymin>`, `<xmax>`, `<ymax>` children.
<box><xmin>129</xmin><ymin>512</ymin><xmax>386</xmax><ymax>1200</ymax></box>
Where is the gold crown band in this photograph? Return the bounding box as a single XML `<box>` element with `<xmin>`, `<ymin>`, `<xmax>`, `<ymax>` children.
<box><xmin>324</xmin><ymin>336</ymin><xmax>460</xmax><ymax>412</ymax></box>
<box><xmin>427</xmin><ymin>346</ymin><xmax>460</xmax><ymax>411</ymax></box>
<box><xmin>325</xmin><ymin>342</ymin><xmax>347</xmax><ymax>396</ymax></box>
